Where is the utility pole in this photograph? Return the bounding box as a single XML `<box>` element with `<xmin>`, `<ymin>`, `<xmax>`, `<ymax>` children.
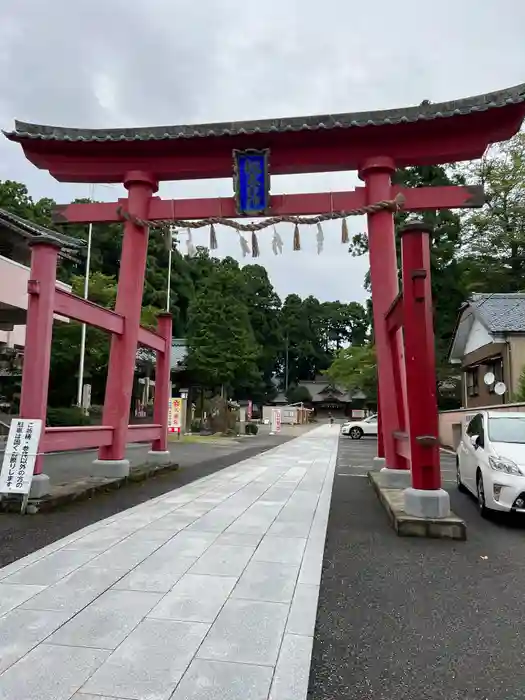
<box><xmin>285</xmin><ymin>334</ymin><xmax>289</xmax><ymax>392</ymax></box>
<box><xmin>166</xmin><ymin>226</ymin><xmax>174</xmax><ymax>312</ymax></box>
<box><xmin>76</xmin><ymin>183</ymin><xmax>117</xmax><ymax>410</ymax></box>
<box><xmin>76</xmin><ymin>183</ymin><xmax>95</xmax><ymax>410</ymax></box>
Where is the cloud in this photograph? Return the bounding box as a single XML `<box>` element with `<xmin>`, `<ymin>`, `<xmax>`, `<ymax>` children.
<box><xmin>0</xmin><ymin>0</ymin><xmax>524</xmax><ymax>304</ymax></box>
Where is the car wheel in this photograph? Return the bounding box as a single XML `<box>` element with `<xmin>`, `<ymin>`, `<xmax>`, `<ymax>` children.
<box><xmin>456</xmin><ymin>458</ymin><xmax>467</xmax><ymax>493</ymax></box>
<box><xmin>476</xmin><ymin>471</ymin><xmax>491</xmax><ymax>518</ymax></box>
<box><xmin>349</xmin><ymin>427</ymin><xmax>363</xmax><ymax>440</ymax></box>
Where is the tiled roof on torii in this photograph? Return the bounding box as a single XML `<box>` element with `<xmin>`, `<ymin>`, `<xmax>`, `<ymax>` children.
<box><xmin>4</xmin><ymin>83</ymin><xmax>525</xmax><ymax>143</ymax></box>
<box><xmin>0</xmin><ymin>207</ymin><xmax>84</xmax><ymax>260</ymax></box>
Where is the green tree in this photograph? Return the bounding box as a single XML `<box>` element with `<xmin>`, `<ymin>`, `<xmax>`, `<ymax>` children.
<box><xmin>48</xmin><ymin>272</ymin><xmax>118</xmax><ymax>407</ymax></box>
<box><xmin>186</xmin><ymin>259</ymin><xmax>261</xmax><ymax>394</ymax></box>
<box><xmin>349</xmin><ymin>164</ymin><xmax>469</xmax><ymax>384</ymax></box>
<box><xmin>286</xmin><ymin>385</ymin><xmax>313</xmax><ymax>404</ymax></box>
<box><xmin>459</xmin><ymin>131</ymin><xmax>525</xmax><ymax>292</ymax></box>
<box><xmin>514</xmin><ymin>366</ymin><xmax>525</xmax><ymax>403</ymax></box>
<box><xmin>280</xmin><ymin>294</ymin><xmax>321</xmax><ymax>384</ymax></box>
<box><xmin>241</xmin><ymin>264</ymin><xmax>282</xmax><ymax>402</ymax></box>
<box><xmin>320</xmin><ymin>301</ymin><xmax>369</xmax><ymax>350</ymax></box>
<box><xmin>0</xmin><ymin>177</ymin><xmax>381</xmax><ymax>408</ymax></box>
<box><xmin>324</xmin><ymin>344</ymin><xmax>377</xmax><ymax>404</ymax></box>
<box><xmin>0</xmin><ymin>180</ymin><xmax>49</xmax><ymax>222</ymax></box>
<box><xmin>48</xmin><ymin>272</ymin><xmax>163</xmax><ymax>407</ymax></box>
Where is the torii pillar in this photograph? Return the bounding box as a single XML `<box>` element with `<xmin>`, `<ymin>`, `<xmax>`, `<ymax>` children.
<box><xmin>360</xmin><ymin>157</ymin><xmax>409</xmax><ymax>486</ymax></box>
<box><xmin>94</xmin><ymin>171</ymin><xmax>158</xmax><ymax>474</ymax></box>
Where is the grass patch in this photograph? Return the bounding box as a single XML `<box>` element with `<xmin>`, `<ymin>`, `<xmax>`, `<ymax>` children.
<box><xmin>168</xmin><ymin>433</ymin><xmax>239</xmax><ymax>445</ymax></box>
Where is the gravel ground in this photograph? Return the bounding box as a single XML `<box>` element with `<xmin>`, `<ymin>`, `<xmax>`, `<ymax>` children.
<box><xmin>0</xmin><ymin>435</ymin><xmax>294</xmax><ymax>569</ymax></box>
<box><xmin>308</xmin><ymin>437</ymin><xmax>525</xmax><ymax>700</ymax></box>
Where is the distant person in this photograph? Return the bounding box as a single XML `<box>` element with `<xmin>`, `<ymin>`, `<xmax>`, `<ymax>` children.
<box><xmin>328</xmin><ymin>412</ymin><xmax>334</xmax><ymax>427</ymax></box>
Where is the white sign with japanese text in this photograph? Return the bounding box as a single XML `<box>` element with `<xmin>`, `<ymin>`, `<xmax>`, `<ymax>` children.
<box><xmin>270</xmin><ymin>408</ymin><xmax>282</xmax><ymax>435</ymax></box>
<box><xmin>0</xmin><ymin>419</ymin><xmax>43</xmax><ymax>495</ymax></box>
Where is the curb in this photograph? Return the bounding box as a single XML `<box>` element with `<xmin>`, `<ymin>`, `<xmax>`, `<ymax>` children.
<box><xmin>0</xmin><ymin>461</ymin><xmax>179</xmax><ymax>514</ymax></box>
<box><xmin>368</xmin><ymin>472</ymin><xmax>467</xmax><ymax>541</ymax></box>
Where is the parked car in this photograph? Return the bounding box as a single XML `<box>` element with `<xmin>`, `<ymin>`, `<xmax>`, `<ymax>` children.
<box><xmin>456</xmin><ymin>411</ymin><xmax>525</xmax><ymax>517</ymax></box>
<box><xmin>341</xmin><ymin>414</ymin><xmax>378</xmax><ymax>439</ymax></box>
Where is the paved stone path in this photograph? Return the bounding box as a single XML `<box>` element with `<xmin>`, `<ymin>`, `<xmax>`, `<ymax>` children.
<box><xmin>0</xmin><ymin>424</ymin><xmax>337</xmax><ymax>700</ymax></box>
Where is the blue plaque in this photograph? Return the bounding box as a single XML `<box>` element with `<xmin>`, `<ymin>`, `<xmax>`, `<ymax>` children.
<box><xmin>233</xmin><ymin>149</ymin><xmax>270</xmax><ymax>216</ymax></box>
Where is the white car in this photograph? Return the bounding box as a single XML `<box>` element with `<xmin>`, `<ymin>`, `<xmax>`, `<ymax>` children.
<box><xmin>341</xmin><ymin>414</ymin><xmax>378</xmax><ymax>439</ymax></box>
<box><xmin>456</xmin><ymin>410</ymin><xmax>525</xmax><ymax>517</ymax></box>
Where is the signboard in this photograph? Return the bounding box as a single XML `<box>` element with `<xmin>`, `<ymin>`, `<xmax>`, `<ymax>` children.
<box><xmin>233</xmin><ymin>149</ymin><xmax>270</xmax><ymax>216</ymax></box>
<box><xmin>247</xmin><ymin>400</ymin><xmax>253</xmax><ymax>420</ymax></box>
<box><xmin>270</xmin><ymin>408</ymin><xmax>282</xmax><ymax>435</ymax></box>
<box><xmin>352</xmin><ymin>409</ymin><xmax>365</xmax><ymax>419</ymax></box>
<box><xmin>168</xmin><ymin>398</ymin><xmax>183</xmax><ymax>434</ymax></box>
<box><xmin>0</xmin><ymin>418</ymin><xmax>43</xmax><ymax>495</ymax></box>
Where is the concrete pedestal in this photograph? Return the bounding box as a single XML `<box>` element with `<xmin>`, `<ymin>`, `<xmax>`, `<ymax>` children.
<box><xmin>91</xmin><ymin>459</ymin><xmax>130</xmax><ymax>479</ymax></box>
<box><xmin>147</xmin><ymin>450</ymin><xmax>172</xmax><ymax>466</ymax></box>
<box><xmin>369</xmin><ymin>473</ymin><xmax>466</xmax><ymax>539</ymax></box>
<box><xmin>29</xmin><ymin>473</ymin><xmax>51</xmax><ymax>498</ymax></box>
<box><xmin>373</xmin><ymin>456</ymin><xmax>386</xmax><ymax>468</ymax></box>
<box><xmin>378</xmin><ymin>466</ymin><xmax>411</xmax><ymax>488</ymax></box>
<box><xmin>404</xmin><ymin>487</ymin><xmax>451</xmax><ymax>519</ymax></box>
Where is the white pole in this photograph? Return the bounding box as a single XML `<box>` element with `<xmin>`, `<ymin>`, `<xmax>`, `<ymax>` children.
<box><xmin>165</xmin><ymin>227</ymin><xmax>173</xmax><ymax>401</ymax></box>
<box><xmin>166</xmin><ymin>244</ymin><xmax>172</xmax><ymax>312</ymax></box>
<box><xmin>77</xmin><ymin>185</ymin><xmax>94</xmax><ymax>408</ymax></box>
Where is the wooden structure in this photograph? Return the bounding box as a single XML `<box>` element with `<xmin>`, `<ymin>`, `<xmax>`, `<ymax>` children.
<box><xmin>4</xmin><ymin>82</ymin><xmax>525</xmax><ymax>508</ymax></box>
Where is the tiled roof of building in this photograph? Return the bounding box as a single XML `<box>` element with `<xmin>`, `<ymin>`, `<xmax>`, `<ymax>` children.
<box><xmin>137</xmin><ymin>338</ymin><xmax>187</xmax><ymax>372</ymax></box>
<box><xmin>0</xmin><ymin>207</ymin><xmax>84</xmax><ymax>259</ymax></box>
<box><xmin>298</xmin><ymin>380</ymin><xmax>366</xmax><ymax>402</ymax></box>
<box><xmin>4</xmin><ymin>84</ymin><xmax>524</xmax><ymax>143</ymax></box>
<box><xmin>170</xmin><ymin>338</ymin><xmax>187</xmax><ymax>371</ymax></box>
<box><xmin>470</xmin><ymin>293</ymin><xmax>525</xmax><ymax>333</ymax></box>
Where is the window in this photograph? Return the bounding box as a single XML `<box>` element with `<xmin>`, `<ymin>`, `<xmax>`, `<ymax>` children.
<box><xmin>466</xmin><ymin>367</ymin><xmax>479</xmax><ymax>397</ymax></box>
<box><xmin>488</xmin><ymin>417</ymin><xmax>525</xmax><ymax>444</ymax></box>
<box><xmin>466</xmin><ymin>413</ymin><xmax>485</xmax><ymax>447</ymax></box>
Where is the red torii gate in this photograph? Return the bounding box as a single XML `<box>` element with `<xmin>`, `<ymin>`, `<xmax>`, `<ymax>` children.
<box><xmin>5</xmin><ymin>82</ymin><xmax>525</xmax><ymax>516</ymax></box>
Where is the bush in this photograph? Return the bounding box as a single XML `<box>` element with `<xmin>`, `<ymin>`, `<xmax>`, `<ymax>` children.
<box><xmin>245</xmin><ymin>422</ymin><xmax>259</xmax><ymax>435</ymax></box>
<box><xmin>88</xmin><ymin>404</ymin><xmax>104</xmax><ymax>417</ymax></box>
<box><xmin>222</xmin><ymin>428</ymin><xmax>238</xmax><ymax>437</ymax></box>
<box><xmin>46</xmin><ymin>406</ymin><xmax>92</xmax><ymax>427</ymax></box>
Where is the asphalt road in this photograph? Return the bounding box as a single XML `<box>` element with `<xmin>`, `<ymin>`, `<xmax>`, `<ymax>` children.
<box><xmin>309</xmin><ymin>436</ymin><xmax>525</xmax><ymax>700</ymax></box>
<box><xmin>0</xmin><ymin>433</ymin><xmax>296</xmax><ymax>569</ymax></box>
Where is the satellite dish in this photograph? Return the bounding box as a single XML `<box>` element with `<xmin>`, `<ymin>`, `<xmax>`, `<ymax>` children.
<box><xmin>484</xmin><ymin>372</ymin><xmax>495</xmax><ymax>386</ymax></box>
<box><xmin>494</xmin><ymin>382</ymin><xmax>506</xmax><ymax>396</ymax></box>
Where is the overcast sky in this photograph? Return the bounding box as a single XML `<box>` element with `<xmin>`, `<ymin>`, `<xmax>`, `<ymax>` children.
<box><xmin>0</xmin><ymin>0</ymin><xmax>523</xmax><ymax>306</ymax></box>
